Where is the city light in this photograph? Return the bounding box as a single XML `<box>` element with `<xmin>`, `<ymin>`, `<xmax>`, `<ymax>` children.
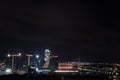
<box><xmin>55</xmin><ymin>70</ymin><xmax>78</xmax><ymax>73</ymax></box>
<box><xmin>7</xmin><ymin>54</ymin><xmax>11</xmax><ymax>57</ymax></box>
<box><xmin>5</xmin><ymin>68</ymin><xmax>12</xmax><ymax>73</ymax></box>
<box><xmin>1</xmin><ymin>49</ymin><xmax>120</xmax><ymax>79</ymax></box>
<box><xmin>36</xmin><ymin>55</ymin><xmax>39</xmax><ymax>58</ymax></box>
<box><xmin>18</xmin><ymin>53</ymin><xmax>22</xmax><ymax>56</ymax></box>
<box><xmin>36</xmin><ymin>68</ymin><xmax>39</xmax><ymax>72</ymax></box>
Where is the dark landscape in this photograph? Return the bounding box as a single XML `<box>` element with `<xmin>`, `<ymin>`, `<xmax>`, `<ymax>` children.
<box><xmin>0</xmin><ymin>74</ymin><xmax>110</xmax><ymax>80</ymax></box>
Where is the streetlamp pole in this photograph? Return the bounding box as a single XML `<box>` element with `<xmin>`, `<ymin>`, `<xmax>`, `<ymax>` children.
<box><xmin>7</xmin><ymin>53</ymin><xmax>22</xmax><ymax>70</ymax></box>
<box><xmin>12</xmin><ymin>56</ymin><xmax>15</xmax><ymax>70</ymax></box>
<box><xmin>36</xmin><ymin>54</ymin><xmax>39</xmax><ymax>69</ymax></box>
<box><xmin>28</xmin><ymin>56</ymin><xmax>30</xmax><ymax>66</ymax></box>
<box><xmin>26</xmin><ymin>54</ymin><xmax>33</xmax><ymax>67</ymax></box>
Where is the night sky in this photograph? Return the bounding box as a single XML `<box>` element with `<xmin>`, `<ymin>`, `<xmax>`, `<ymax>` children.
<box><xmin>0</xmin><ymin>1</ymin><xmax>120</xmax><ymax>63</ymax></box>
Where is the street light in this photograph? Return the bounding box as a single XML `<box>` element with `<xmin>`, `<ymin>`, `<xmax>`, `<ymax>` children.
<box><xmin>7</xmin><ymin>54</ymin><xmax>11</xmax><ymax>57</ymax></box>
<box><xmin>18</xmin><ymin>53</ymin><xmax>21</xmax><ymax>56</ymax></box>
<box><xmin>36</xmin><ymin>54</ymin><xmax>40</xmax><ymax>70</ymax></box>
<box><xmin>36</xmin><ymin>55</ymin><xmax>39</xmax><ymax>58</ymax></box>
<box><xmin>7</xmin><ymin>53</ymin><xmax>22</xmax><ymax>70</ymax></box>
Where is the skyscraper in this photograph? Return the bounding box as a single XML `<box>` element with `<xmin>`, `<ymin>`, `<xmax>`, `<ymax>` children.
<box><xmin>42</xmin><ymin>49</ymin><xmax>51</xmax><ymax>69</ymax></box>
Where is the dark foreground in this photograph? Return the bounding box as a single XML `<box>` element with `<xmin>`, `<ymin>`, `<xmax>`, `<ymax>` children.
<box><xmin>0</xmin><ymin>74</ymin><xmax>111</xmax><ymax>80</ymax></box>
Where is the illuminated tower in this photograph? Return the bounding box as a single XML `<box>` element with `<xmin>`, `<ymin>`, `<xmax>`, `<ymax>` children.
<box><xmin>42</xmin><ymin>49</ymin><xmax>51</xmax><ymax>69</ymax></box>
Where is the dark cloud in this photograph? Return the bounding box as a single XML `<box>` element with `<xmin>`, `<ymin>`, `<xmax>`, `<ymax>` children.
<box><xmin>0</xmin><ymin>1</ymin><xmax>120</xmax><ymax>62</ymax></box>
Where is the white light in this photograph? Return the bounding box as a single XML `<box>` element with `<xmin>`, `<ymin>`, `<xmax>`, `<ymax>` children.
<box><xmin>55</xmin><ymin>70</ymin><xmax>78</xmax><ymax>73</ymax></box>
<box><xmin>44</xmin><ymin>58</ymin><xmax>47</xmax><ymax>61</ymax></box>
<box><xmin>7</xmin><ymin>54</ymin><xmax>11</xmax><ymax>57</ymax></box>
<box><xmin>36</xmin><ymin>68</ymin><xmax>39</xmax><ymax>71</ymax></box>
<box><xmin>6</xmin><ymin>68</ymin><xmax>12</xmax><ymax>73</ymax></box>
<box><xmin>18</xmin><ymin>53</ymin><xmax>21</xmax><ymax>56</ymax></box>
<box><xmin>36</xmin><ymin>55</ymin><xmax>39</xmax><ymax>58</ymax></box>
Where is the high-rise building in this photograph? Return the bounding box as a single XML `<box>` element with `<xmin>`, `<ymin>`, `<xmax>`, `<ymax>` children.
<box><xmin>42</xmin><ymin>49</ymin><xmax>51</xmax><ymax>69</ymax></box>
